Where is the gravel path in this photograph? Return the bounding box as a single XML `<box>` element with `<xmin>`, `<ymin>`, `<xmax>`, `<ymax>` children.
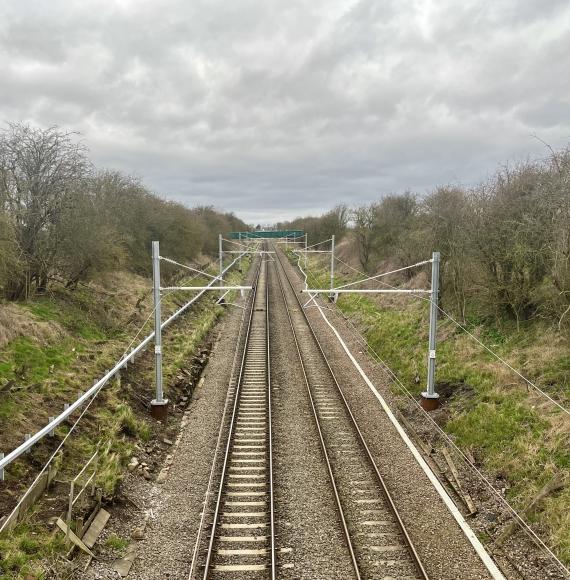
<box><xmin>276</xmin><ymin>248</ymin><xmax>498</xmax><ymax>580</ymax></box>
<box><xmin>267</xmin><ymin>260</ymin><xmax>354</xmax><ymax>579</ymax></box>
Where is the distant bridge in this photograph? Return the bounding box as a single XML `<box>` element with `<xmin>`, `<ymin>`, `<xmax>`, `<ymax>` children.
<box><xmin>228</xmin><ymin>230</ymin><xmax>304</xmax><ymax>239</ymax></box>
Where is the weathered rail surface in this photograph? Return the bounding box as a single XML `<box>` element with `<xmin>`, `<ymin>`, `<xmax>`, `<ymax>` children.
<box><xmin>191</xmin><ymin>254</ymin><xmax>276</xmax><ymax>579</ymax></box>
<box><xmin>272</xmin><ymin>248</ymin><xmax>428</xmax><ymax>580</ymax></box>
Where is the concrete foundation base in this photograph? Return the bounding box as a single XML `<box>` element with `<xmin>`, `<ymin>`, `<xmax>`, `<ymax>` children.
<box><xmin>420</xmin><ymin>393</ymin><xmax>440</xmax><ymax>411</ymax></box>
<box><xmin>150</xmin><ymin>399</ymin><xmax>169</xmax><ymax>421</ymax></box>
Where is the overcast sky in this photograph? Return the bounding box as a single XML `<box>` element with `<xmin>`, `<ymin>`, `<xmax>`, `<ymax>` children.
<box><xmin>1</xmin><ymin>0</ymin><xmax>569</xmax><ymax>224</ymax></box>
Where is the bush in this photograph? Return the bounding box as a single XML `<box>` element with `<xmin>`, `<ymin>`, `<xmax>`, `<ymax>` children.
<box><xmin>0</xmin><ymin>123</ymin><xmax>247</xmax><ymax>299</ymax></box>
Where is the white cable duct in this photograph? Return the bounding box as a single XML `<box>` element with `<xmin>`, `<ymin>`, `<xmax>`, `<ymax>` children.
<box><xmin>312</xmin><ymin>299</ymin><xmax>507</xmax><ymax>579</ymax></box>
<box><xmin>0</xmin><ymin>251</ymin><xmax>248</xmax><ymax>475</ymax></box>
<box><xmin>293</xmin><ymin>249</ymin><xmax>310</xmax><ymax>291</ymax></box>
<box><xmin>333</xmin><ymin>310</ymin><xmax>570</xmax><ymax>577</ymax></box>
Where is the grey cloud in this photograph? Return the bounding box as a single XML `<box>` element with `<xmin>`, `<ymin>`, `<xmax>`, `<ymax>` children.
<box><xmin>0</xmin><ymin>0</ymin><xmax>569</xmax><ymax>224</ymax></box>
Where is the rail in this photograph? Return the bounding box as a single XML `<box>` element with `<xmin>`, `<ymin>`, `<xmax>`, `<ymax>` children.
<box><xmin>274</xmin><ymin>246</ymin><xmax>429</xmax><ymax>579</ymax></box>
<box><xmin>188</xmin><ymin>258</ymin><xmax>262</xmax><ymax>578</ymax></box>
<box><xmin>203</xmin><ymin>254</ymin><xmax>276</xmax><ymax>578</ymax></box>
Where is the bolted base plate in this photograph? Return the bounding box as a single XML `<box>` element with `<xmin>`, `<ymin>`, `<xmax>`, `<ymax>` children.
<box><xmin>420</xmin><ymin>393</ymin><xmax>440</xmax><ymax>411</ymax></box>
<box><xmin>150</xmin><ymin>399</ymin><xmax>169</xmax><ymax>421</ymax></box>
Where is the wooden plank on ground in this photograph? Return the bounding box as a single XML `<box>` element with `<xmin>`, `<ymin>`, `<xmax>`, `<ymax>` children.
<box><xmin>442</xmin><ymin>447</ymin><xmax>478</xmax><ymax>515</ymax></box>
<box><xmin>21</xmin><ymin>472</ymin><xmax>48</xmax><ymax>513</ymax></box>
<box><xmin>79</xmin><ymin>499</ymin><xmax>102</xmax><ymax>538</ymax></box>
<box><xmin>55</xmin><ymin>518</ymin><xmax>94</xmax><ymax>556</ymax></box>
<box><xmin>113</xmin><ymin>544</ymin><xmax>137</xmax><ymax>577</ymax></box>
<box><xmin>83</xmin><ymin>508</ymin><xmax>110</xmax><ymax>548</ymax></box>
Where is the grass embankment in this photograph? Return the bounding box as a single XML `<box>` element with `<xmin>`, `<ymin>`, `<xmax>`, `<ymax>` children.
<box><xmin>0</xmin><ymin>258</ymin><xmax>250</xmax><ymax>578</ymax></box>
<box><xmin>295</xmin><ymin>251</ymin><xmax>569</xmax><ymax>564</ymax></box>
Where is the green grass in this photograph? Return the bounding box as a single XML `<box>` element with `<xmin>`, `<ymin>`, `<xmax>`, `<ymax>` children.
<box><xmin>0</xmin><ymin>337</ymin><xmax>77</xmax><ymax>384</ymax></box>
<box><xmin>0</xmin><ymin>519</ymin><xmax>65</xmax><ymax>579</ymax></box>
<box><xmin>0</xmin><ymin>398</ymin><xmax>18</xmax><ymax>420</ymax></box>
<box><xmin>116</xmin><ymin>403</ymin><xmax>152</xmax><ymax>441</ymax></box>
<box><xmin>23</xmin><ymin>293</ymin><xmax>111</xmax><ymax>340</ymax></box>
<box><xmin>446</xmin><ymin>399</ymin><xmax>545</xmax><ymax>463</ymax></box>
<box><xmin>104</xmin><ymin>533</ymin><xmax>129</xmax><ymax>552</ymax></box>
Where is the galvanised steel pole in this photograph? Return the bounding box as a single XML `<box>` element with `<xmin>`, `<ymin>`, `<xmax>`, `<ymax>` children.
<box><xmin>219</xmin><ymin>234</ymin><xmax>223</xmax><ymax>286</ymax></box>
<box><xmin>150</xmin><ymin>241</ymin><xmax>168</xmax><ymax>420</ymax></box>
<box><xmin>329</xmin><ymin>234</ymin><xmax>335</xmax><ymax>301</ymax></box>
<box><xmin>238</xmin><ymin>232</ymin><xmax>242</xmax><ymax>272</ymax></box>
<box><xmin>304</xmin><ymin>233</ymin><xmax>308</xmax><ymax>270</ymax></box>
<box><xmin>421</xmin><ymin>251</ymin><xmax>440</xmax><ymax>410</ymax></box>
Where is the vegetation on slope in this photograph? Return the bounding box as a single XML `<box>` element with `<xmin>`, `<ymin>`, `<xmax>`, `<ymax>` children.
<box><xmin>0</xmin><ymin>257</ymin><xmax>250</xmax><ymax>578</ymax></box>
<box><xmin>281</xmin><ymin>147</ymin><xmax>570</xmax><ymax>331</ymax></box>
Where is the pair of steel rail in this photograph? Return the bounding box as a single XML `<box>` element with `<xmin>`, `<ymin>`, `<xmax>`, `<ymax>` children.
<box><xmin>190</xmin><ymin>250</ymin><xmax>276</xmax><ymax>579</ymax></box>
<box><xmin>273</xmin><ymin>248</ymin><xmax>428</xmax><ymax>580</ymax></box>
<box><xmin>191</xmin><ymin>247</ymin><xmax>427</xmax><ymax>579</ymax></box>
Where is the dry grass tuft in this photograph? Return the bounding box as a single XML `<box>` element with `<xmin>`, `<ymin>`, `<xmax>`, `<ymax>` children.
<box><xmin>0</xmin><ymin>303</ymin><xmax>64</xmax><ymax>349</ymax></box>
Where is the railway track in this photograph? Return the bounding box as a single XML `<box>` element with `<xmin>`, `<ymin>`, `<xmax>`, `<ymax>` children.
<box><xmin>190</xmin><ymin>254</ymin><xmax>276</xmax><ymax>579</ymax></box>
<box><xmin>191</xmin><ymin>247</ymin><xmax>428</xmax><ymax>579</ymax></box>
<box><xmin>272</xmin><ymin>248</ymin><xmax>429</xmax><ymax>580</ymax></box>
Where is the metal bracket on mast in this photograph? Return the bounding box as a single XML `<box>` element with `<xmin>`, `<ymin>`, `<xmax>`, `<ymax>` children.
<box><xmin>150</xmin><ymin>240</ymin><xmax>251</xmax><ymax>420</ymax></box>
<box><xmin>302</xmin><ymin>247</ymin><xmax>441</xmax><ymax>410</ymax></box>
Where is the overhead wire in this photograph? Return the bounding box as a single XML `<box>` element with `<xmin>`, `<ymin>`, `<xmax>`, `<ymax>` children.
<box><xmin>335</xmin><ymin>258</ymin><xmax>432</xmax><ymax>290</ymax></box>
<box><xmin>305</xmin><ymin>237</ymin><xmax>332</xmax><ymax>251</ymax></box>
<box><xmin>160</xmin><ymin>255</ymin><xmax>220</xmax><ymax>281</ymax></box>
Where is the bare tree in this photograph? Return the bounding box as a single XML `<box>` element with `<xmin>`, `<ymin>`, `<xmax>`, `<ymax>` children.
<box><xmin>0</xmin><ymin>123</ymin><xmax>89</xmax><ymax>298</ymax></box>
<box><xmin>352</xmin><ymin>203</ymin><xmax>378</xmax><ymax>272</ymax></box>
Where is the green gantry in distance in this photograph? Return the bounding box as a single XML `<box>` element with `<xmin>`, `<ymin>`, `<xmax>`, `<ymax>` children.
<box><xmin>228</xmin><ymin>230</ymin><xmax>304</xmax><ymax>239</ymax></box>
